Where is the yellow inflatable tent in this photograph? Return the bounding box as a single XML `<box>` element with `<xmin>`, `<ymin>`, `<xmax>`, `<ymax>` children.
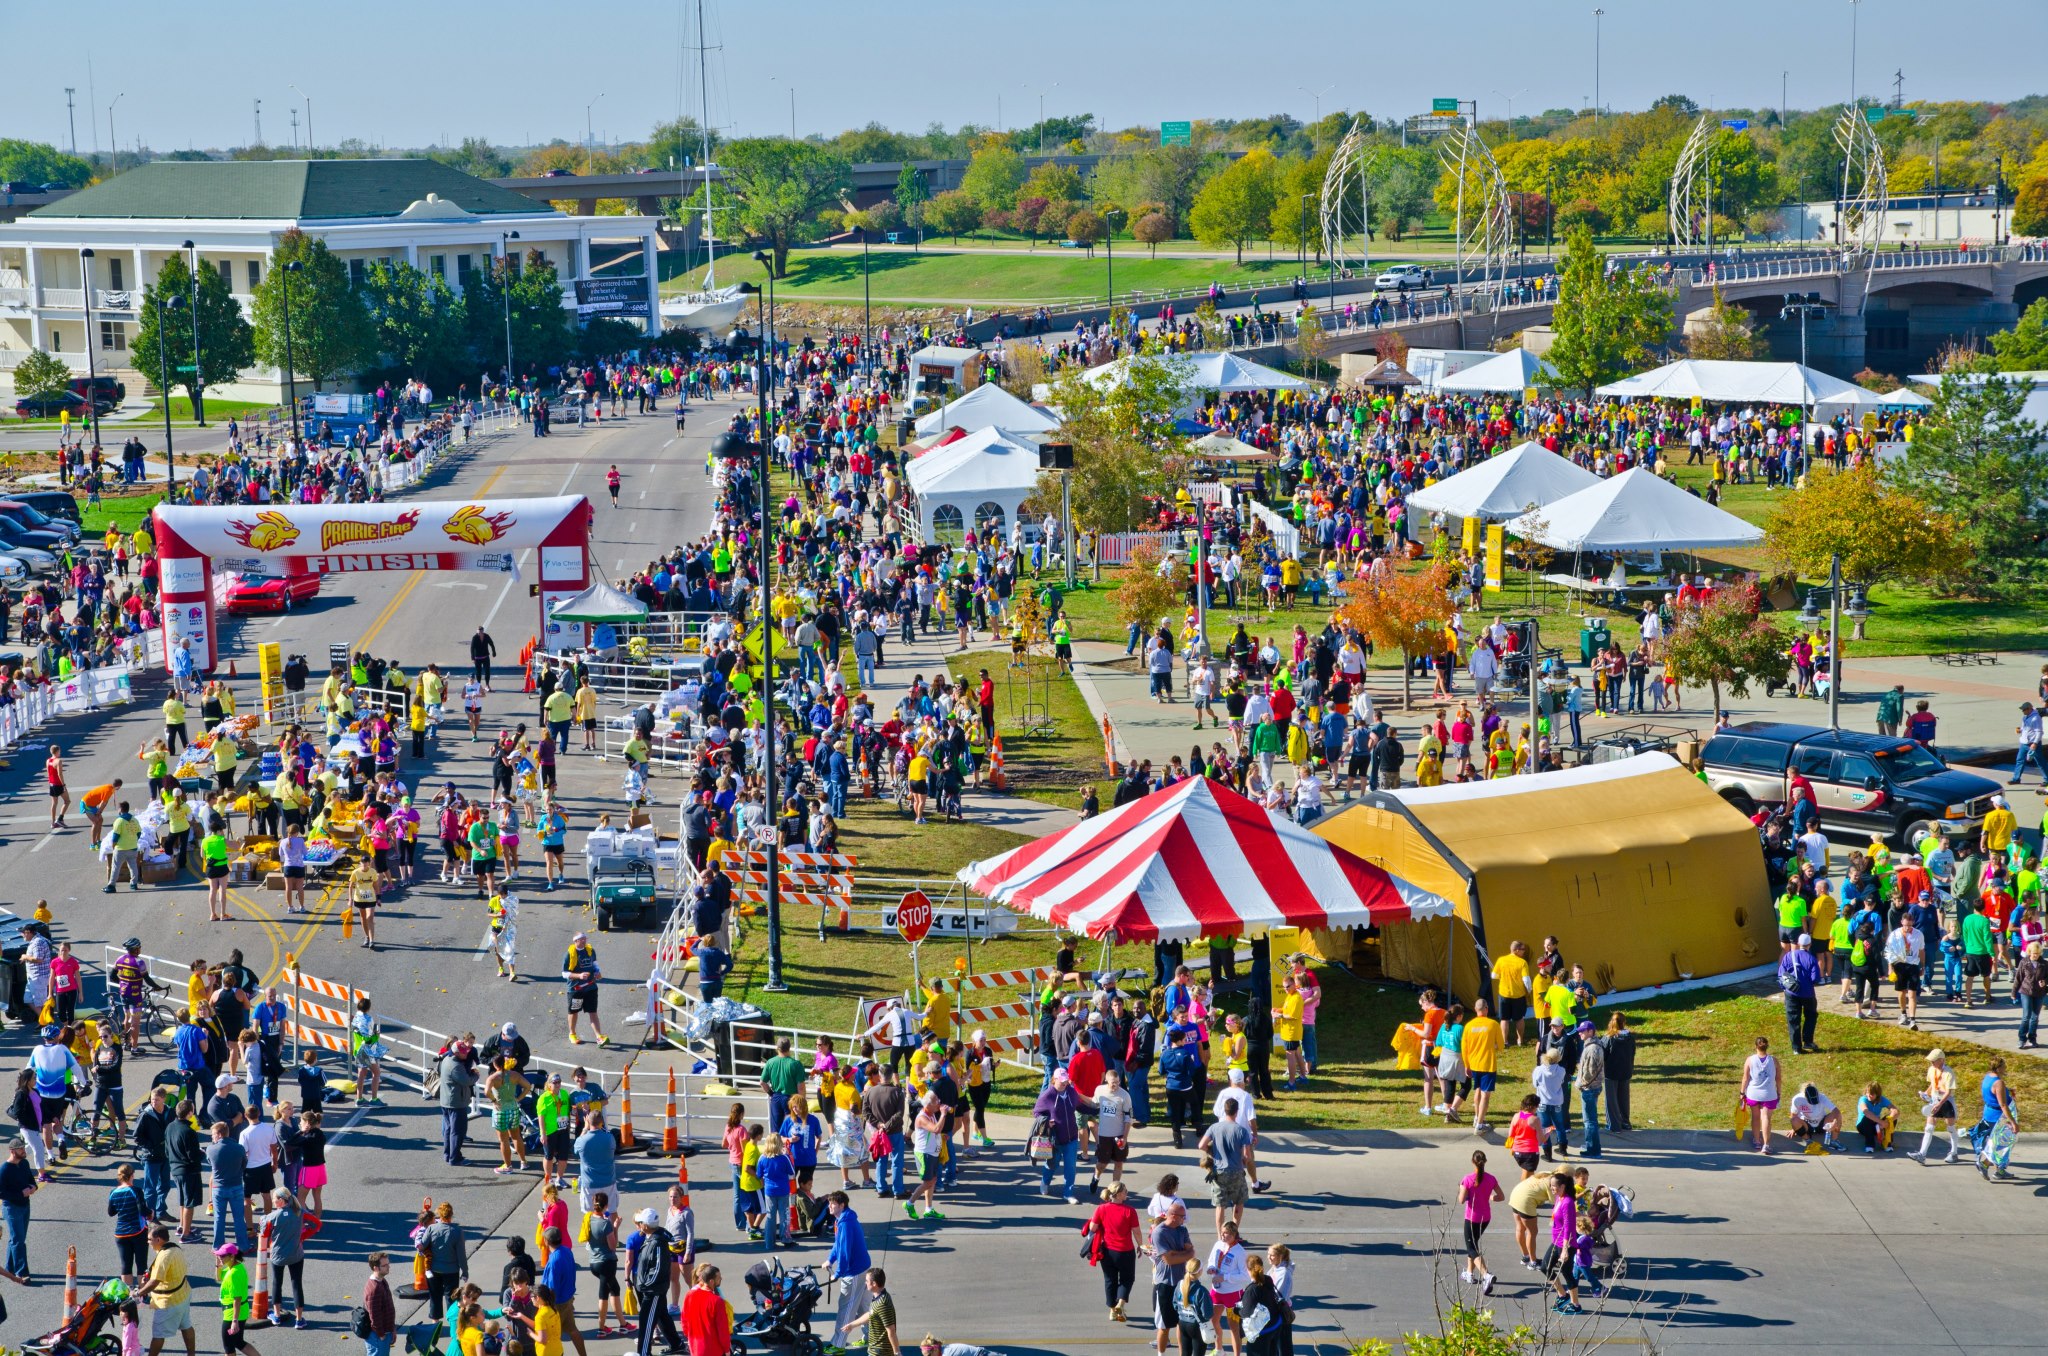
<box><xmin>1313</xmin><ymin>752</ymin><xmax>1774</xmax><ymax>1002</ymax></box>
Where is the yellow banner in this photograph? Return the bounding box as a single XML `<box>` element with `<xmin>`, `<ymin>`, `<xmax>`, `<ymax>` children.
<box><xmin>1461</xmin><ymin>516</ymin><xmax>1479</xmax><ymax>558</ymax></box>
<box><xmin>1484</xmin><ymin>525</ymin><xmax>1504</xmax><ymax>592</ymax></box>
<box><xmin>257</xmin><ymin>641</ymin><xmax>284</xmax><ymax>725</ymax></box>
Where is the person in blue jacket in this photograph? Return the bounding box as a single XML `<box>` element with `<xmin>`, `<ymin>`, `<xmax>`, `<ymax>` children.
<box><xmin>825</xmin><ymin>1191</ymin><xmax>871</xmax><ymax>1339</ymax></box>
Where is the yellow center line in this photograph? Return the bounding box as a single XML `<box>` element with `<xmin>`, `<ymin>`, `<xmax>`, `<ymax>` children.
<box><xmin>354</xmin><ymin>462</ymin><xmax>514</xmax><ymax>654</ymax></box>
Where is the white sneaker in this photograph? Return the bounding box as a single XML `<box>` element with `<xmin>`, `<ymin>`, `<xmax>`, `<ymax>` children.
<box><xmin>1419</xmin><ymin>1104</ymin><xmax>1435</xmax><ymax>1116</ymax></box>
<box><xmin>1459</xmin><ymin>1270</ymin><xmax>1475</xmax><ymax>1285</ymax></box>
<box><xmin>1944</xmin><ymin>1152</ymin><xmax>1959</xmax><ymax>1163</ymax></box>
<box><xmin>1481</xmin><ymin>1273</ymin><xmax>1496</xmax><ymax>1296</ymax></box>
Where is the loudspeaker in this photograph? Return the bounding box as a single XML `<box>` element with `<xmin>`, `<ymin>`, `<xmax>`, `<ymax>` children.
<box><xmin>1039</xmin><ymin>441</ymin><xmax>1074</xmax><ymax>470</ymax></box>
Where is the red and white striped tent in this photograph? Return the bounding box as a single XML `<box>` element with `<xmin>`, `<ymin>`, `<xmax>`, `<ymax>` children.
<box><xmin>958</xmin><ymin>776</ymin><xmax>1454</xmax><ymax>941</ymax></box>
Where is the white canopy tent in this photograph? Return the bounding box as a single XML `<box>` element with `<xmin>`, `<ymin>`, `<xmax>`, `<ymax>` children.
<box><xmin>1434</xmin><ymin>348</ymin><xmax>1559</xmax><ymax>394</ymax></box>
<box><xmin>1404</xmin><ymin>441</ymin><xmax>1602</xmax><ymax>524</ymax></box>
<box><xmin>913</xmin><ymin>382</ymin><xmax>1061</xmax><ymax>438</ymax></box>
<box><xmin>1878</xmin><ymin>387</ymin><xmax>1933</xmax><ymax>408</ymax></box>
<box><xmin>1084</xmin><ymin>351</ymin><xmax>1314</xmax><ymax>393</ymax></box>
<box><xmin>904</xmin><ymin>426</ymin><xmax>1044</xmax><ymax>545</ymax></box>
<box><xmin>1502</xmin><ymin>467</ymin><xmax>1764</xmax><ymax>553</ymax></box>
<box><xmin>1595</xmin><ymin>359</ymin><xmax>1869</xmax><ymax>407</ymax></box>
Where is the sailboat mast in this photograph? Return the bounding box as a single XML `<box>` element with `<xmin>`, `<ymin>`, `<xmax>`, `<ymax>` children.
<box><xmin>697</xmin><ymin>0</ymin><xmax>715</xmax><ymax>288</ymax></box>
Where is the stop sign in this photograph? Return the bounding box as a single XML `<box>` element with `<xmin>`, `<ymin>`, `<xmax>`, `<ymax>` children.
<box><xmin>896</xmin><ymin>890</ymin><xmax>934</xmax><ymax>944</ymax></box>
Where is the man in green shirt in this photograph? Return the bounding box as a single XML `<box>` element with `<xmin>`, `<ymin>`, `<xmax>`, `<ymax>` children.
<box><xmin>544</xmin><ymin>686</ymin><xmax>575</xmax><ymax>746</ymax></box>
<box><xmin>839</xmin><ymin>1267</ymin><xmax>897</xmax><ymax>1356</ymax></box>
<box><xmin>760</xmin><ymin>1036</ymin><xmax>805</xmax><ymax>1130</ymax></box>
<box><xmin>467</xmin><ymin>817</ymin><xmax>500</xmax><ymax>896</ymax></box>
<box><xmin>536</xmin><ymin>1072</ymin><xmax>574</xmax><ymax>1186</ymax></box>
<box><xmin>106</xmin><ymin>802</ymin><xmax>144</xmax><ymax>893</ymax></box>
<box><xmin>1776</xmin><ymin>890</ymin><xmax>1810</xmax><ymax>946</ymax></box>
<box><xmin>202</xmin><ymin>828</ymin><xmax>232</xmax><ymax>922</ymax></box>
<box><xmin>1961</xmin><ymin>909</ymin><xmax>1996</xmax><ymax>1007</ymax></box>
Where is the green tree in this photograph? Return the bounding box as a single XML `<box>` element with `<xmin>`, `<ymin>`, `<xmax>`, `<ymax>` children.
<box><xmin>1065</xmin><ymin>208</ymin><xmax>1106</xmax><ymax>256</ymax></box>
<box><xmin>1112</xmin><ymin>543</ymin><xmax>1186</xmax><ymax>636</ymax></box>
<box><xmin>1662</xmin><ymin>585</ymin><xmax>1791</xmax><ymax>722</ymax></box>
<box><xmin>2013</xmin><ymin>175</ymin><xmax>2048</xmax><ymax>238</ymax></box>
<box><xmin>1021</xmin><ymin>161</ymin><xmax>1085</xmax><ymax>207</ymax></box>
<box><xmin>718</xmin><ymin>139</ymin><xmax>853</xmax><ymax>277</ymax></box>
<box><xmin>0</xmin><ymin>139</ymin><xmax>93</xmax><ymax>188</ymax></box>
<box><xmin>1687</xmin><ymin>285</ymin><xmax>1768</xmax><ymax>360</ymax></box>
<box><xmin>462</xmin><ymin>250</ymin><xmax>573</xmax><ymax>379</ymax></box>
<box><xmin>925</xmin><ymin>190</ymin><xmax>983</xmax><ymax>242</ymax></box>
<box><xmin>11</xmin><ymin>349</ymin><xmax>69</xmax><ymax>399</ymax></box>
<box><xmin>1368</xmin><ymin>150</ymin><xmax>1436</xmax><ymax>240</ymax></box>
<box><xmin>960</xmin><ymin>144</ymin><xmax>1026</xmax><ymax>212</ymax></box>
<box><xmin>362</xmin><ymin>260</ymin><xmax>468</xmax><ymax>389</ymax></box>
<box><xmin>1133</xmin><ymin>212</ymin><xmax>1173</xmax><ymax>258</ymax></box>
<box><xmin>1545</xmin><ymin>226</ymin><xmax>1672</xmax><ymax>393</ymax></box>
<box><xmin>1090</xmin><ymin>145</ymin><xmax>1215</xmax><ymax>230</ymax></box>
<box><xmin>1268</xmin><ymin>152</ymin><xmax>1331</xmax><ymax>258</ymax></box>
<box><xmin>1765</xmin><ymin>463</ymin><xmax>1972</xmax><ymax>618</ymax></box>
<box><xmin>644</xmin><ymin>118</ymin><xmax>721</xmax><ymax>171</ymax></box>
<box><xmin>133</xmin><ymin>253</ymin><xmax>256</xmax><ymax>406</ymax></box>
<box><xmin>430</xmin><ymin>137</ymin><xmax>511</xmax><ymax>179</ymax></box>
<box><xmin>250</xmin><ymin>228</ymin><xmax>374</xmax><ymax>392</ymax></box>
<box><xmin>894</xmin><ymin>163</ymin><xmax>930</xmax><ymax>218</ymax></box>
<box><xmin>1987</xmin><ymin>297</ymin><xmax>2048</xmax><ymax>372</ymax></box>
<box><xmin>1889</xmin><ymin>372</ymin><xmax>2048</xmax><ymax>589</ymax></box>
<box><xmin>1047</xmin><ymin>354</ymin><xmax>1192</xmax><ymax>532</ymax></box>
<box><xmin>1189</xmin><ymin>148</ymin><xmax>1276</xmax><ymax>263</ymax></box>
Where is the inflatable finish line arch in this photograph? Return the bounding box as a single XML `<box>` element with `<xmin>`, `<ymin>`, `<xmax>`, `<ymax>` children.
<box><xmin>152</xmin><ymin>496</ymin><xmax>593</xmax><ymax>672</ymax></box>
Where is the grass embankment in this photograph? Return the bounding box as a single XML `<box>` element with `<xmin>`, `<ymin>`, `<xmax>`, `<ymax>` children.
<box><xmin>80</xmin><ymin>491</ymin><xmax>163</xmax><ymax>537</ymax></box>
<box><xmin>944</xmin><ymin>656</ymin><xmax>1101</xmax><ymax>811</ymax></box>
<box><xmin>664</xmin><ymin>248</ymin><xmax>1319</xmax><ymax>306</ymax></box>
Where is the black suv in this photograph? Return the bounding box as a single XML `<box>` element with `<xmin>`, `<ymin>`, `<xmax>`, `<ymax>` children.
<box><xmin>1700</xmin><ymin>721</ymin><xmax>2000</xmax><ymax>847</ymax></box>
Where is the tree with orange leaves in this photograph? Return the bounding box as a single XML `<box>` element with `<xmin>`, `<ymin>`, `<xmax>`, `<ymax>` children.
<box><xmin>1334</xmin><ymin>559</ymin><xmax>1458</xmax><ymax>708</ymax></box>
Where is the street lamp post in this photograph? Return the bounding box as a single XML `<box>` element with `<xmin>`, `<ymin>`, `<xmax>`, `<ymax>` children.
<box><xmin>1102</xmin><ymin>207</ymin><xmax>1126</xmax><ymax>318</ymax></box>
<box><xmin>156</xmin><ymin>295</ymin><xmax>184</xmax><ymax>492</ymax></box>
<box><xmin>1297</xmin><ymin>83</ymin><xmax>1334</xmax><ymax>157</ymax></box>
<box><xmin>1297</xmin><ymin>193</ymin><xmax>1310</xmax><ymax>286</ymax></box>
<box><xmin>290</xmin><ymin>85</ymin><xmax>313</xmax><ymax>154</ymax></box>
<box><xmin>1799</xmin><ymin>553</ymin><xmax>1868</xmax><ymax>732</ymax></box>
<box><xmin>500</xmin><ymin>230</ymin><xmax>522</xmax><ymax>385</ymax></box>
<box><xmin>585</xmin><ymin>93</ymin><xmax>606</xmax><ymax>173</ymax></box>
<box><xmin>183</xmin><ymin>239</ymin><xmax>205</xmax><ymax>425</ymax></box>
<box><xmin>746</xmin><ymin>261</ymin><xmax>786</xmax><ymax>994</ymax></box>
<box><xmin>1592</xmin><ymin>9</ymin><xmax>1604</xmax><ymax>130</ymax></box>
<box><xmin>279</xmin><ymin>260</ymin><xmax>303</xmax><ymax>439</ymax></box>
<box><xmin>107</xmin><ymin>94</ymin><xmax>125</xmax><ymax>173</ymax></box>
<box><xmin>1024</xmin><ymin>83</ymin><xmax>1060</xmax><ymax>157</ymax></box>
<box><xmin>80</xmin><ymin>248</ymin><xmax>101</xmax><ymax>448</ymax></box>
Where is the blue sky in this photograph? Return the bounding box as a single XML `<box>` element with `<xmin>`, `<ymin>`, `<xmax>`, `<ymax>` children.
<box><xmin>5</xmin><ymin>0</ymin><xmax>2044</xmax><ymax>155</ymax></box>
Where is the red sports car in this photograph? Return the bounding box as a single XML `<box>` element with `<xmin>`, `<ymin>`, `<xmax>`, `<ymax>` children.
<box><xmin>221</xmin><ymin>571</ymin><xmax>321</xmax><ymax>613</ymax></box>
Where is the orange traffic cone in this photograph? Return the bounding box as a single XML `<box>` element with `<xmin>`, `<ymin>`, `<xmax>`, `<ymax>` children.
<box><xmin>677</xmin><ymin>1153</ymin><xmax>691</xmax><ymax>1191</ymax></box>
<box><xmin>661</xmin><ymin>1068</ymin><xmax>679</xmax><ymax>1155</ymax></box>
<box><xmin>63</xmin><ymin>1245</ymin><xmax>78</xmax><ymax>1318</ymax></box>
<box><xmin>252</xmin><ymin>1235</ymin><xmax>272</xmax><ymax>1325</ymax></box>
<box><xmin>989</xmin><ymin>735</ymin><xmax>1007</xmax><ymax>791</ymax></box>
<box><xmin>618</xmin><ymin>1067</ymin><xmax>638</xmax><ymax>1152</ymax></box>
<box><xmin>226</xmin><ymin>658</ymin><xmax>238</xmax><ymax>679</ymax></box>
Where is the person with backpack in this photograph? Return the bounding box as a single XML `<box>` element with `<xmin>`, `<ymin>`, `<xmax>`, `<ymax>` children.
<box><xmin>356</xmin><ymin>1252</ymin><xmax>396</xmax><ymax>1356</ymax></box>
<box><xmin>628</xmin><ymin>1208</ymin><xmax>684</xmax><ymax>1356</ymax></box>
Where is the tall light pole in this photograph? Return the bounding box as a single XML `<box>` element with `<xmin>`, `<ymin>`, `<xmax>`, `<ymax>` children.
<box><xmin>290</xmin><ymin>85</ymin><xmax>313</xmax><ymax>153</ymax></box>
<box><xmin>1024</xmin><ymin>82</ymin><xmax>1059</xmax><ymax>156</ymax></box>
<box><xmin>1849</xmin><ymin>0</ymin><xmax>1862</xmax><ymax>108</ymax></box>
<box><xmin>500</xmin><ymin>230</ymin><xmax>522</xmax><ymax>384</ymax></box>
<box><xmin>1492</xmin><ymin>87</ymin><xmax>1527</xmax><ymax>123</ymax></box>
<box><xmin>80</xmin><ymin>248</ymin><xmax>101</xmax><ymax>447</ymax></box>
<box><xmin>1591</xmin><ymin>9</ymin><xmax>1605</xmax><ymax>130</ymax></box>
<box><xmin>746</xmin><ymin>259</ymin><xmax>785</xmax><ymax>994</ymax></box>
<box><xmin>183</xmin><ymin>240</ymin><xmax>205</xmax><ymax>425</ymax></box>
<box><xmin>279</xmin><ymin>260</ymin><xmax>302</xmax><ymax>434</ymax></box>
<box><xmin>107</xmin><ymin>94</ymin><xmax>125</xmax><ymax>172</ymax></box>
<box><xmin>64</xmin><ymin>89</ymin><xmax>77</xmax><ymax>157</ymax></box>
<box><xmin>1297</xmin><ymin>83</ymin><xmax>1334</xmax><ymax>156</ymax></box>
<box><xmin>1781</xmin><ymin>71</ymin><xmax>1789</xmax><ymax>133</ymax></box>
<box><xmin>1102</xmin><ymin>206</ymin><xmax>1126</xmax><ymax>318</ymax></box>
<box><xmin>585</xmin><ymin>93</ymin><xmax>606</xmax><ymax>172</ymax></box>
<box><xmin>156</xmin><ymin>294</ymin><xmax>184</xmax><ymax>491</ymax></box>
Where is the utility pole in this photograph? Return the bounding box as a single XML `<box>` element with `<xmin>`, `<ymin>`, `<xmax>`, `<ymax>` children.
<box><xmin>1781</xmin><ymin>71</ymin><xmax>1788</xmax><ymax>132</ymax></box>
<box><xmin>1592</xmin><ymin>8</ymin><xmax>1605</xmax><ymax>130</ymax></box>
<box><xmin>254</xmin><ymin>98</ymin><xmax>263</xmax><ymax>148</ymax></box>
<box><xmin>1892</xmin><ymin>68</ymin><xmax>1904</xmax><ymax>110</ymax></box>
<box><xmin>64</xmin><ymin>89</ymin><xmax>77</xmax><ymax>156</ymax></box>
<box><xmin>290</xmin><ymin>108</ymin><xmax>299</xmax><ymax>149</ymax></box>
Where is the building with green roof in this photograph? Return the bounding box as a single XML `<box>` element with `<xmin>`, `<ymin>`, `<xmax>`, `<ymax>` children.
<box><xmin>0</xmin><ymin>159</ymin><xmax>660</xmax><ymax>397</ymax></box>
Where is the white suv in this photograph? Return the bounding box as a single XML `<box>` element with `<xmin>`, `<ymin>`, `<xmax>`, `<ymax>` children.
<box><xmin>1374</xmin><ymin>264</ymin><xmax>1429</xmax><ymax>291</ymax></box>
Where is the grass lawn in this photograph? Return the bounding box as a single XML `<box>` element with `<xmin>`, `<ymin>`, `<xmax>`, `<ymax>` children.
<box><xmin>665</xmin><ymin>247</ymin><xmax>1329</xmax><ymax>306</ymax></box>
<box><xmin>79</xmin><ymin>491</ymin><xmax>163</xmax><ymax>537</ymax></box>
<box><xmin>945</xmin><ymin>654</ymin><xmax>1102</xmax><ymax>809</ymax></box>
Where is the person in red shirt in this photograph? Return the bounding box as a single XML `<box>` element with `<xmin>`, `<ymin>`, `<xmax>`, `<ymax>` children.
<box><xmin>680</xmin><ymin>1264</ymin><xmax>731</xmax><ymax>1356</ymax></box>
<box><xmin>1067</xmin><ymin>1023</ymin><xmax>1107</xmax><ymax>1101</ymax></box>
<box><xmin>1079</xmin><ymin>1182</ymin><xmax>1145</xmax><ymax>1322</ymax></box>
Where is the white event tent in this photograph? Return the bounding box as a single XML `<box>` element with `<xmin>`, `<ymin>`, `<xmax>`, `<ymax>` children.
<box><xmin>1596</xmin><ymin>359</ymin><xmax>1870</xmax><ymax>407</ymax></box>
<box><xmin>1404</xmin><ymin>441</ymin><xmax>1601</xmax><ymax>524</ymax></box>
<box><xmin>1084</xmin><ymin>351</ymin><xmax>1314</xmax><ymax>393</ymax></box>
<box><xmin>913</xmin><ymin>382</ymin><xmax>1061</xmax><ymax>438</ymax></box>
<box><xmin>1502</xmin><ymin>467</ymin><xmax>1764</xmax><ymax>553</ymax></box>
<box><xmin>1878</xmin><ymin>387</ymin><xmax>1933</xmax><ymax>409</ymax></box>
<box><xmin>904</xmin><ymin>426</ymin><xmax>1043</xmax><ymax>544</ymax></box>
<box><xmin>1434</xmin><ymin>348</ymin><xmax>1558</xmax><ymax>393</ymax></box>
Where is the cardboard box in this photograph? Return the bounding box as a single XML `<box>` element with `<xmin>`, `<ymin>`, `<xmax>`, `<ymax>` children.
<box><xmin>628</xmin><ymin>808</ymin><xmax>652</xmax><ymax>830</ymax></box>
<box><xmin>140</xmin><ymin>858</ymin><xmax>180</xmax><ymax>885</ymax></box>
<box><xmin>263</xmin><ymin>872</ymin><xmax>289</xmax><ymax>893</ymax></box>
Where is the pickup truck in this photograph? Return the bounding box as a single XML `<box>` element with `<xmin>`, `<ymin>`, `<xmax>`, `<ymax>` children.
<box><xmin>1699</xmin><ymin>721</ymin><xmax>2000</xmax><ymax>848</ymax></box>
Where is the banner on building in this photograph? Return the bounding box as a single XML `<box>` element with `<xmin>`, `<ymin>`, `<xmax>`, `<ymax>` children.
<box><xmin>574</xmin><ymin>277</ymin><xmax>652</xmax><ymax>319</ymax></box>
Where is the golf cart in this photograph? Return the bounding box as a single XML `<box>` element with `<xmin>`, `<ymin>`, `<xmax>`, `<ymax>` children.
<box><xmin>589</xmin><ymin>854</ymin><xmax>660</xmax><ymax>931</ymax></box>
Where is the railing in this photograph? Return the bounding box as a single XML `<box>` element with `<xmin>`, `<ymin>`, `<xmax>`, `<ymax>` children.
<box><xmin>36</xmin><ymin>287</ymin><xmax>83</xmax><ymax>309</ymax></box>
<box><xmin>531</xmin><ymin>649</ymin><xmax>699</xmax><ymax>705</ymax></box>
<box><xmin>1870</xmin><ymin>245</ymin><xmax>2008</xmax><ymax>270</ymax></box>
<box><xmin>1687</xmin><ymin>254</ymin><xmax>1842</xmax><ymax>286</ymax></box>
<box><xmin>0</xmin><ymin>287</ymin><xmax>29</xmax><ymax>311</ymax></box>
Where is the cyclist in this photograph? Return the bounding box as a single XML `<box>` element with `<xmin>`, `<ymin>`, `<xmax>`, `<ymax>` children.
<box><xmin>109</xmin><ymin>939</ymin><xmax>167</xmax><ymax>1048</ymax></box>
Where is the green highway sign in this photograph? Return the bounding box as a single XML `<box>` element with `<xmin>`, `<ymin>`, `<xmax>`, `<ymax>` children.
<box><xmin>1864</xmin><ymin>106</ymin><xmax>1886</xmax><ymax>122</ymax></box>
<box><xmin>1432</xmin><ymin>98</ymin><xmax>1460</xmax><ymax>113</ymax></box>
<box><xmin>174</xmin><ymin>364</ymin><xmax>198</xmax><ymax>373</ymax></box>
<box><xmin>1160</xmin><ymin>120</ymin><xmax>1192</xmax><ymax>146</ymax></box>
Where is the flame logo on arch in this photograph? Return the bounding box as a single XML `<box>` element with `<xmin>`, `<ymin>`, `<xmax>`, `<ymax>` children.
<box><xmin>442</xmin><ymin>505</ymin><xmax>516</xmax><ymax>546</ymax></box>
<box><xmin>224</xmin><ymin>511</ymin><xmax>300</xmax><ymax>552</ymax></box>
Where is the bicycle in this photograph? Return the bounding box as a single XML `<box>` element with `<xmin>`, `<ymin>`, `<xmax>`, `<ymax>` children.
<box><xmin>109</xmin><ymin>993</ymin><xmax>176</xmax><ymax>1054</ymax></box>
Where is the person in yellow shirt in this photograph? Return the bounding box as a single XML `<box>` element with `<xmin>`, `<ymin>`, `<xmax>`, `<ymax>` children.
<box><xmin>906</xmin><ymin>750</ymin><xmax>933</xmax><ymax>824</ymax></box>
<box><xmin>1461</xmin><ymin>998</ymin><xmax>1504</xmax><ymax>1131</ymax></box>
<box><xmin>572</xmin><ymin>683</ymin><xmax>598</xmax><ymax>752</ymax></box>
<box><xmin>1490</xmin><ymin>939</ymin><xmax>1533</xmax><ymax>1046</ymax></box>
<box><xmin>532</xmin><ymin>1286</ymin><xmax>564</xmax><ymax>1356</ymax></box>
<box><xmin>1541</xmin><ymin>973</ymin><xmax>1579</xmax><ymax>1030</ymax></box>
<box><xmin>1981</xmin><ymin>795</ymin><xmax>2018</xmax><ymax>857</ymax></box>
<box><xmin>1276</xmin><ymin>975</ymin><xmax>1308</xmax><ymax>1089</ymax></box>
<box><xmin>921</xmin><ymin>978</ymin><xmax>956</xmax><ymax>1045</ymax></box>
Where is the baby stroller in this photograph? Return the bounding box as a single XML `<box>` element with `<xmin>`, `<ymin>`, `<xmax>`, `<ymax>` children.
<box><xmin>26</xmin><ymin>1278</ymin><xmax>128</xmax><ymax>1356</ymax></box>
<box><xmin>737</xmin><ymin>1258</ymin><xmax>824</xmax><ymax>1355</ymax></box>
<box><xmin>1582</xmin><ymin>1184</ymin><xmax>1635</xmax><ymax>1282</ymax></box>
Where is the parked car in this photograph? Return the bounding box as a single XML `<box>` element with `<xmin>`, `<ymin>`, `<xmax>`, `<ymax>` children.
<box><xmin>13</xmin><ymin>391</ymin><xmax>92</xmax><ymax>420</ymax></box>
<box><xmin>0</xmin><ymin>500</ymin><xmax>78</xmax><ymax>546</ymax></box>
<box><xmin>1374</xmin><ymin>263</ymin><xmax>1429</xmax><ymax>291</ymax></box>
<box><xmin>1699</xmin><ymin>721</ymin><xmax>2000</xmax><ymax>848</ymax></box>
<box><xmin>543</xmin><ymin>168</ymin><xmax>578</xmax><ymax>177</ymax></box>
<box><xmin>0</xmin><ymin>181</ymin><xmax>36</xmax><ymax>195</ymax></box>
<box><xmin>69</xmin><ymin>375</ymin><xmax>125</xmax><ymax>406</ymax></box>
<box><xmin>0</xmin><ymin>535</ymin><xmax>59</xmax><ymax>574</ymax></box>
<box><xmin>588</xmin><ymin>855</ymin><xmax>659</xmax><ymax>931</ymax></box>
<box><xmin>0</xmin><ymin>554</ymin><xmax>27</xmax><ymax>585</ymax></box>
<box><xmin>0</xmin><ymin>513</ymin><xmax>68</xmax><ymax>554</ymax></box>
<box><xmin>8</xmin><ymin>491</ymin><xmax>82</xmax><ymax>528</ymax></box>
<box><xmin>221</xmin><ymin>571</ymin><xmax>322</xmax><ymax>614</ymax></box>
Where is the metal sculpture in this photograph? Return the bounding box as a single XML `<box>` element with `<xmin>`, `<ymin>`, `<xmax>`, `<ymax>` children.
<box><xmin>1833</xmin><ymin>105</ymin><xmax>1890</xmax><ymax>255</ymax></box>
<box><xmin>1436</xmin><ymin>121</ymin><xmax>1515</xmax><ymax>303</ymax></box>
<box><xmin>1669</xmin><ymin>116</ymin><xmax>1714</xmax><ymax>248</ymax></box>
<box><xmin>1319</xmin><ymin>117</ymin><xmax>1381</xmax><ymax>278</ymax></box>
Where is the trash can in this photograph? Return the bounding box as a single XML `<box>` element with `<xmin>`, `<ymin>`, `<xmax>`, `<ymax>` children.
<box><xmin>1579</xmin><ymin>620</ymin><xmax>1611</xmax><ymax>665</ymax></box>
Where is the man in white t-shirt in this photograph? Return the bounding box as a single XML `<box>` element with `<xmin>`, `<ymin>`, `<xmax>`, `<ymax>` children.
<box><xmin>1789</xmin><ymin>1083</ymin><xmax>1844</xmax><ymax>1149</ymax></box>
<box><xmin>1798</xmin><ymin>828</ymin><xmax>1831</xmax><ymax>877</ymax></box>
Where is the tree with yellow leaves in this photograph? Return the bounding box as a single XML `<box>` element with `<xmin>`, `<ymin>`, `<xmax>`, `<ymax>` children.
<box><xmin>1765</xmin><ymin>462</ymin><xmax>1971</xmax><ymax>632</ymax></box>
<box><xmin>1334</xmin><ymin>559</ymin><xmax>1458</xmax><ymax>708</ymax></box>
